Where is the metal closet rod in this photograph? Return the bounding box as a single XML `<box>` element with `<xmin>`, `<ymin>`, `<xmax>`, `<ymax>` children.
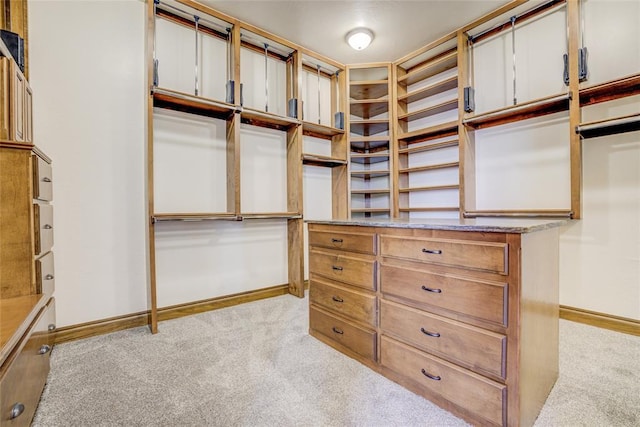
<box><xmin>157</xmin><ymin>0</ymin><xmax>229</xmax><ymax>34</ymax></box>
<box><xmin>469</xmin><ymin>0</ymin><xmax>565</xmax><ymax>43</ymax></box>
<box><xmin>302</xmin><ymin>60</ymin><xmax>337</xmax><ymax>77</ymax></box>
<box><xmin>240</xmin><ymin>33</ymin><xmax>293</xmax><ymax>58</ymax></box>
<box><xmin>156</xmin><ymin>7</ymin><xmax>228</xmax><ymax>41</ymax></box>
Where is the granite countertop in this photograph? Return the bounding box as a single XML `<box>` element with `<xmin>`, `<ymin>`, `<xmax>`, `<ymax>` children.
<box><xmin>305</xmin><ymin>217</ymin><xmax>569</xmax><ymax>234</ymax></box>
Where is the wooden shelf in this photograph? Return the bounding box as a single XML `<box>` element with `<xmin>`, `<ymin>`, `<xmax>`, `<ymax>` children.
<box><xmin>398</xmin><ymin>121</ymin><xmax>458</xmax><ymax>144</ymax></box>
<box><xmin>152</xmin><ymin>87</ymin><xmax>238</xmax><ymax>120</ymax></box>
<box><xmin>302</xmin><ymin>154</ymin><xmax>347</xmax><ymax>168</ymax></box>
<box><xmin>302</xmin><ymin>121</ymin><xmax>345</xmax><ymax>140</ymax></box>
<box><xmin>351</xmin><ymin>153</ymin><xmax>390</xmax><ymax>164</ymax></box>
<box><xmin>350</xmin><ymin>98</ymin><xmax>389</xmax><ymax>119</ymax></box>
<box><xmin>398</xmin><ymin>184</ymin><xmax>459</xmax><ymax>193</ymax></box>
<box><xmin>398</xmin><ymin>139</ymin><xmax>459</xmax><ymax>154</ymax></box>
<box><xmin>153</xmin><ymin>213</ymin><xmax>238</xmax><ymax>222</ymax></box>
<box><xmin>350</xmin><ymin>119</ymin><xmax>389</xmax><ymax>136</ymax></box>
<box><xmin>350</xmin><ymin>170</ymin><xmax>390</xmax><ymax>178</ymax></box>
<box><xmin>463</xmin><ymin>93</ymin><xmax>570</xmax><ymax>130</ymax></box>
<box><xmin>349</xmin><ymin>80</ymin><xmax>388</xmax><ymax>100</ymax></box>
<box><xmin>350</xmin><ymin>189</ymin><xmax>390</xmax><ymax>195</ymax></box>
<box><xmin>399</xmin><ymin>206</ymin><xmax>459</xmax><ymax>212</ymax></box>
<box><xmin>398</xmin><ymin>161</ymin><xmax>459</xmax><ymax>174</ymax></box>
<box><xmin>239</xmin><ymin>212</ymin><xmax>303</xmax><ymax>219</ymax></box>
<box><xmin>398</xmin><ymin>99</ymin><xmax>458</xmax><ymax>122</ymax></box>
<box><xmin>576</xmin><ymin>114</ymin><xmax>640</xmax><ymax>139</ymax></box>
<box><xmin>350</xmin><ymin>136</ymin><xmax>390</xmax><ymax>153</ymax></box>
<box><xmin>398</xmin><ymin>76</ymin><xmax>458</xmax><ymax>104</ymax></box>
<box><xmin>398</xmin><ymin>49</ymin><xmax>457</xmax><ymax>86</ymax></box>
<box><xmin>240</xmin><ymin>107</ymin><xmax>300</xmax><ymax>131</ymax></box>
<box><xmin>463</xmin><ymin>209</ymin><xmax>573</xmax><ymax>218</ymax></box>
<box><xmin>351</xmin><ymin>208</ymin><xmax>390</xmax><ymax>214</ymax></box>
<box><xmin>0</xmin><ymin>295</ymin><xmax>46</xmax><ymax>365</ymax></box>
<box><xmin>579</xmin><ymin>74</ymin><xmax>640</xmax><ymax>107</ymax></box>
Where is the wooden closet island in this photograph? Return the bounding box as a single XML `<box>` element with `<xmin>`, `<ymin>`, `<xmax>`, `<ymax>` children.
<box><xmin>307</xmin><ymin>218</ymin><xmax>567</xmax><ymax>427</ymax></box>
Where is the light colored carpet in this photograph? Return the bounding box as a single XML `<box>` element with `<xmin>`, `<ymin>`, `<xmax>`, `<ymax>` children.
<box><xmin>33</xmin><ymin>294</ymin><xmax>639</xmax><ymax>427</ymax></box>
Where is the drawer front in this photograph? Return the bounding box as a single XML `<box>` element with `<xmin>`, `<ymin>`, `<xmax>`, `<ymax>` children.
<box><xmin>36</xmin><ymin>252</ymin><xmax>55</xmax><ymax>296</ymax></box>
<box><xmin>32</xmin><ymin>155</ymin><xmax>52</xmax><ymax>201</ymax></box>
<box><xmin>380</xmin><ymin>263</ymin><xmax>508</xmax><ymax>327</ymax></box>
<box><xmin>309</xmin><ymin>305</ymin><xmax>376</xmax><ymax>361</ymax></box>
<box><xmin>0</xmin><ymin>300</ymin><xmax>55</xmax><ymax>426</ymax></box>
<box><xmin>309</xmin><ymin>249</ymin><xmax>376</xmax><ymax>291</ymax></box>
<box><xmin>33</xmin><ymin>204</ymin><xmax>54</xmax><ymax>257</ymax></box>
<box><xmin>380</xmin><ymin>235</ymin><xmax>508</xmax><ymax>274</ymax></box>
<box><xmin>380</xmin><ymin>300</ymin><xmax>506</xmax><ymax>379</ymax></box>
<box><xmin>310</xmin><ymin>276</ymin><xmax>376</xmax><ymax>326</ymax></box>
<box><xmin>308</xmin><ymin>229</ymin><xmax>376</xmax><ymax>255</ymax></box>
<box><xmin>381</xmin><ymin>336</ymin><xmax>505</xmax><ymax>426</ymax></box>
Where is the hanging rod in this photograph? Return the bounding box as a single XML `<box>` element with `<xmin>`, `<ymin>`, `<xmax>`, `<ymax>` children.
<box><xmin>576</xmin><ymin>114</ymin><xmax>640</xmax><ymax>139</ymax></box>
<box><xmin>470</xmin><ymin>0</ymin><xmax>566</xmax><ymax>44</ymax></box>
<box><xmin>301</xmin><ymin>59</ymin><xmax>337</xmax><ymax>76</ymax></box>
<box><xmin>152</xmin><ymin>213</ymin><xmax>240</xmax><ymax>222</ymax></box>
<box><xmin>464</xmin><ymin>210</ymin><xmax>573</xmax><ymax>218</ymax></box>
<box><xmin>157</xmin><ymin>0</ymin><xmax>229</xmax><ymax>33</ymax></box>
<box><xmin>240</xmin><ymin>32</ymin><xmax>293</xmax><ymax>58</ymax></box>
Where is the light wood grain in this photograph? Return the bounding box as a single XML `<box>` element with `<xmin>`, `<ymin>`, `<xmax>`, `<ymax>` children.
<box><xmin>308</xmin><ymin>248</ymin><xmax>376</xmax><ymax>291</ymax></box>
<box><xmin>309</xmin><ymin>305</ymin><xmax>376</xmax><ymax>361</ymax></box>
<box><xmin>309</xmin><ymin>276</ymin><xmax>376</xmax><ymax>327</ymax></box>
<box><xmin>308</xmin><ymin>229</ymin><xmax>376</xmax><ymax>255</ymax></box>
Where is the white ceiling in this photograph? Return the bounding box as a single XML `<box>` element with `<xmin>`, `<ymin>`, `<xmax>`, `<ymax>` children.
<box><xmin>199</xmin><ymin>1</ymin><xmax>513</xmax><ymax>65</ymax></box>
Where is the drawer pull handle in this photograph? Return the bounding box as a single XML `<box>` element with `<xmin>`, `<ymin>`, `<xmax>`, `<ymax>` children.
<box><xmin>45</xmin><ymin>274</ymin><xmax>54</xmax><ymax>280</ymax></box>
<box><xmin>421</xmin><ymin>286</ymin><xmax>442</xmax><ymax>293</ymax></box>
<box><xmin>44</xmin><ymin>224</ymin><xmax>53</xmax><ymax>229</ymax></box>
<box><xmin>422</xmin><ymin>248</ymin><xmax>442</xmax><ymax>255</ymax></box>
<box><xmin>332</xmin><ymin>296</ymin><xmax>344</xmax><ymax>303</ymax></box>
<box><xmin>420</xmin><ymin>327</ymin><xmax>441</xmax><ymax>338</ymax></box>
<box><xmin>421</xmin><ymin>369</ymin><xmax>441</xmax><ymax>381</ymax></box>
<box><xmin>332</xmin><ymin>327</ymin><xmax>344</xmax><ymax>335</ymax></box>
<box><xmin>43</xmin><ymin>177</ymin><xmax>52</xmax><ymax>183</ymax></box>
<box><xmin>331</xmin><ymin>238</ymin><xmax>343</xmax><ymax>243</ymax></box>
<box><xmin>332</xmin><ymin>266</ymin><xmax>343</xmax><ymax>271</ymax></box>
<box><xmin>10</xmin><ymin>403</ymin><xmax>25</xmax><ymax>419</ymax></box>
<box><xmin>39</xmin><ymin>344</ymin><xmax>52</xmax><ymax>355</ymax></box>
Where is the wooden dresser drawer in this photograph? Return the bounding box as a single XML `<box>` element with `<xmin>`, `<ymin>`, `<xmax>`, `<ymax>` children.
<box><xmin>32</xmin><ymin>155</ymin><xmax>52</xmax><ymax>202</ymax></box>
<box><xmin>309</xmin><ymin>248</ymin><xmax>376</xmax><ymax>291</ymax></box>
<box><xmin>309</xmin><ymin>229</ymin><xmax>376</xmax><ymax>255</ymax></box>
<box><xmin>310</xmin><ymin>275</ymin><xmax>376</xmax><ymax>327</ymax></box>
<box><xmin>0</xmin><ymin>299</ymin><xmax>55</xmax><ymax>427</ymax></box>
<box><xmin>380</xmin><ymin>263</ymin><xmax>508</xmax><ymax>327</ymax></box>
<box><xmin>380</xmin><ymin>234</ymin><xmax>508</xmax><ymax>274</ymax></box>
<box><xmin>36</xmin><ymin>252</ymin><xmax>55</xmax><ymax>296</ymax></box>
<box><xmin>310</xmin><ymin>305</ymin><xmax>376</xmax><ymax>361</ymax></box>
<box><xmin>381</xmin><ymin>335</ymin><xmax>505</xmax><ymax>426</ymax></box>
<box><xmin>33</xmin><ymin>204</ymin><xmax>53</xmax><ymax>257</ymax></box>
<box><xmin>380</xmin><ymin>300</ymin><xmax>506</xmax><ymax>379</ymax></box>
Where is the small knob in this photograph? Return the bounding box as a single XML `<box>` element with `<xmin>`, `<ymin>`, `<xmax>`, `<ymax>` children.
<box><xmin>39</xmin><ymin>344</ymin><xmax>52</xmax><ymax>355</ymax></box>
<box><xmin>45</xmin><ymin>274</ymin><xmax>54</xmax><ymax>280</ymax></box>
<box><xmin>10</xmin><ymin>403</ymin><xmax>25</xmax><ymax>419</ymax></box>
<box><xmin>42</xmin><ymin>177</ymin><xmax>52</xmax><ymax>183</ymax></box>
<box><xmin>48</xmin><ymin>323</ymin><xmax>56</xmax><ymax>332</ymax></box>
<box><xmin>44</xmin><ymin>224</ymin><xmax>53</xmax><ymax>229</ymax></box>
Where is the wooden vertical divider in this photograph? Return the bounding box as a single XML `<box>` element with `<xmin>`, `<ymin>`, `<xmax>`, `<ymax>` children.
<box><xmin>389</xmin><ymin>62</ymin><xmax>399</xmax><ymax>218</ymax></box>
<box><xmin>567</xmin><ymin>0</ymin><xmax>582</xmax><ymax>219</ymax></box>
<box><xmin>457</xmin><ymin>31</ymin><xmax>476</xmax><ymax>217</ymax></box>
<box><xmin>332</xmin><ymin>70</ymin><xmax>349</xmax><ymax>219</ymax></box>
<box><xmin>228</xmin><ymin>24</ymin><xmax>242</xmax><ymax>215</ymax></box>
<box><xmin>394</xmin><ymin>65</ymin><xmax>408</xmax><ymax>218</ymax></box>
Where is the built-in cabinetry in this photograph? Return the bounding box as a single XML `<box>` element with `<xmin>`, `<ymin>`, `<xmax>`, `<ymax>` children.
<box><xmin>307</xmin><ymin>219</ymin><xmax>564</xmax><ymax>426</ymax></box>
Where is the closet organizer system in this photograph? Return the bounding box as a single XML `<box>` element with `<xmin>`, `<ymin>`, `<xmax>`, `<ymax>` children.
<box><xmin>145</xmin><ymin>0</ymin><xmax>640</xmax><ymax>332</ymax></box>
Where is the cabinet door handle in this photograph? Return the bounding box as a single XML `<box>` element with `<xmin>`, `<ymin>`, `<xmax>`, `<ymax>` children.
<box><xmin>332</xmin><ymin>296</ymin><xmax>344</xmax><ymax>303</ymax></box>
<box><xmin>48</xmin><ymin>324</ymin><xmax>57</xmax><ymax>332</ymax></box>
<box><xmin>10</xmin><ymin>403</ymin><xmax>25</xmax><ymax>419</ymax></box>
<box><xmin>42</xmin><ymin>177</ymin><xmax>52</xmax><ymax>183</ymax></box>
<box><xmin>420</xmin><ymin>327</ymin><xmax>441</xmax><ymax>338</ymax></box>
<box><xmin>421</xmin><ymin>369</ymin><xmax>441</xmax><ymax>381</ymax></box>
<box><xmin>39</xmin><ymin>344</ymin><xmax>52</xmax><ymax>355</ymax></box>
<box><xmin>332</xmin><ymin>266</ymin><xmax>343</xmax><ymax>271</ymax></box>
<box><xmin>44</xmin><ymin>224</ymin><xmax>53</xmax><ymax>229</ymax></box>
<box><xmin>332</xmin><ymin>327</ymin><xmax>344</xmax><ymax>335</ymax></box>
<box><xmin>45</xmin><ymin>274</ymin><xmax>54</xmax><ymax>280</ymax></box>
<box><xmin>422</xmin><ymin>248</ymin><xmax>442</xmax><ymax>255</ymax></box>
<box><xmin>331</xmin><ymin>238</ymin><xmax>343</xmax><ymax>243</ymax></box>
<box><xmin>421</xmin><ymin>285</ymin><xmax>442</xmax><ymax>293</ymax></box>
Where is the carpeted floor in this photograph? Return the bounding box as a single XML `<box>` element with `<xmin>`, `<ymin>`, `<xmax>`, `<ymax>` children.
<box><xmin>33</xmin><ymin>294</ymin><xmax>640</xmax><ymax>426</ymax></box>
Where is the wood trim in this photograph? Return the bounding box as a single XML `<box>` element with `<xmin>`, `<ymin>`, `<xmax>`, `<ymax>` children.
<box><xmin>560</xmin><ymin>305</ymin><xmax>640</xmax><ymax>336</ymax></box>
<box><xmin>54</xmin><ymin>284</ymin><xmax>293</xmax><ymax>344</ymax></box>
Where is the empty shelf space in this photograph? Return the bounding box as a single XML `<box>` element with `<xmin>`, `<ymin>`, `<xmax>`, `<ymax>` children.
<box><xmin>350</xmin><ymin>98</ymin><xmax>389</xmax><ymax>119</ymax></box>
<box><xmin>152</xmin><ymin>87</ymin><xmax>238</xmax><ymax>120</ymax></box>
<box><xmin>464</xmin><ymin>209</ymin><xmax>573</xmax><ymax>218</ymax></box>
<box><xmin>579</xmin><ymin>73</ymin><xmax>640</xmax><ymax>106</ymax></box>
<box><xmin>576</xmin><ymin>113</ymin><xmax>640</xmax><ymax>139</ymax></box>
<box><xmin>398</xmin><ymin>49</ymin><xmax>457</xmax><ymax>86</ymax></box>
<box><xmin>350</xmin><ymin>189</ymin><xmax>390</xmax><ymax>195</ymax></box>
<box><xmin>398</xmin><ymin>121</ymin><xmax>458</xmax><ymax>144</ymax></box>
<box><xmin>398</xmin><ymin>184</ymin><xmax>459</xmax><ymax>193</ymax></box>
<box><xmin>350</xmin><ymin>80</ymin><xmax>389</xmax><ymax>100</ymax></box>
<box><xmin>398</xmin><ymin>139</ymin><xmax>459</xmax><ymax>154</ymax></box>
<box><xmin>153</xmin><ymin>213</ymin><xmax>238</xmax><ymax>222</ymax></box>
<box><xmin>350</xmin><ymin>119</ymin><xmax>390</xmax><ymax>136</ymax></box>
<box><xmin>398</xmin><ymin>99</ymin><xmax>458</xmax><ymax>122</ymax></box>
<box><xmin>302</xmin><ymin>121</ymin><xmax>345</xmax><ymax>140</ymax></box>
<box><xmin>351</xmin><ymin>153</ymin><xmax>390</xmax><ymax>164</ymax></box>
<box><xmin>463</xmin><ymin>93</ymin><xmax>570</xmax><ymax>130</ymax></box>
<box><xmin>302</xmin><ymin>154</ymin><xmax>348</xmax><ymax>168</ymax></box>
<box><xmin>398</xmin><ymin>162</ymin><xmax>459</xmax><ymax>174</ymax></box>
<box><xmin>239</xmin><ymin>212</ymin><xmax>302</xmax><ymax>219</ymax></box>
<box><xmin>399</xmin><ymin>206</ymin><xmax>459</xmax><ymax>212</ymax></box>
<box><xmin>241</xmin><ymin>108</ymin><xmax>300</xmax><ymax>131</ymax></box>
<box><xmin>351</xmin><ymin>170</ymin><xmax>390</xmax><ymax>178</ymax></box>
<box><xmin>350</xmin><ymin>136</ymin><xmax>390</xmax><ymax>153</ymax></box>
<box><xmin>398</xmin><ymin>76</ymin><xmax>458</xmax><ymax>104</ymax></box>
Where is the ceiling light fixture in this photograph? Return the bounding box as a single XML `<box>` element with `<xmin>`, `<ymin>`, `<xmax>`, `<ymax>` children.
<box><xmin>346</xmin><ymin>28</ymin><xmax>374</xmax><ymax>51</ymax></box>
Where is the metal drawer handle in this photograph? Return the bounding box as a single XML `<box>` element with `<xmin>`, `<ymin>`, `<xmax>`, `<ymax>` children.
<box><xmin>10</xmin><ymin>403</ymin><xmax>25</xmax><ymax>419</ymax></box>
<box><xmin>42</xmin><ymin>177</ymin><xmax>52</xmax><ymax>183</ymax></box>
<box><xmin>45</xmin><ymin>274</ymin><xmax>54</xmax><ymax>280</ymax></box>
<box><xmin>332</xmin><ymin>327</ymin><xmax>344</xmax><ymax>335</ymax></box>
<box><xmin>421</xmin><ymin>369</ymin><xmax>441</xmax><ymax>381</ymax></box>
<box><xmin>332</xmin><ymin>266</ymin><xmax>343</xmax><ymax>271</ymax></box>
<box><xmin>39</xmin><ymin>344</ymin><xmax>52</xmax><ymax>355</ymax></box>
<box><xmin>421</xmin><ymin>286</ymin><xmax>442</xmax><ymax>293</ymax></box>
<box><xmin>422</xmin><ymin>248</ymin><xmax>442</xmax><ymax>255</ymax></box>
<box><xmin>331</xmin><ymin>238</ymin><xmax>343</xmax><ymax>243</ymax></box>
<box><xmin>48</xmin><ymin>324</ymin><xmax>57</xmax><ymax>332</ymax></box>
<box><xmin>44</xmin><ymin>224</ymin><xmax>53</xmax><ymax>229</ymax></box>
<box><xmin>332</xmin><ymin>296</ymin><xmax>344</xmax><ymax>303</ymax></box>
<box><xmin>420</xmin><ymin>327</ymin><xmax>441</xmax><ymax>338</ymax></box>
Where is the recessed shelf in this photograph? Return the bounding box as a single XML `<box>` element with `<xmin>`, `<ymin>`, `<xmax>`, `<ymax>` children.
<box><xmin>302</xmin><ymin>121</ymin><xmax>345</xmax><ymax>140</ymax></box>
<box><xmin>398</xmin><ymin>162</ymin><xmax>459</xmax><ymax>174</ymax></box>
<box><xmin>399</xmin><ymin>206</ymin><xmax>459</xmax><ymax>212</ymax></box>
<box><xmin>350</xmin><ymin>119</ymin><xmax>389</xmax><ymax>136</ymax></box>
<box><xmin>398</xmin><ymin>121</ymin><xmax>458</xmax><ymax>144</ymax></box>
<box><xmin>152</xmin><ymin>87</ymin><xmax>238</xmax><ymax>120</ymax></box>
<box><xmin>464</xmin><ymin>209</ymin><xmax>573</xmax><ymax>218</ymax></box>
<box><xmin>239</xmin><ymin>212</ymin><xmax>303</xmax><ymax>219</ymax></box>
<box><xmin>302</xmin><ymin>154</ymin><xmax>348</xmax><ymax>168</ymax></box>
<box><xmin>350</xmin><ymin>170</ymin><xmax>390</xmax><ymax>178</ymax></box>
<box><xmin>350</xmin><ymin>153</ymin><xmax>390</xmax><ymax>164</ymax></box>
<box><xmin>579</xmin><ymin>73</ymin><xmax>640</xmax><ymax>107</ymax></box>
<box><xmin>398</xmin><ymin>49</ymin><xmax>457</xmax><ymax>86</ymax></box>
<box><xmin>398</xmin><ymin>139</ymin><xmax>459</xmax><ymax>154</ymax></box>
<box><xmin>398</xmin><ymin>76</ymin><xmax>458</xmax><ymax>104</ymax></box>
<box><xmin>349</xmin><ymin>80</ymin><xmax>388</xmax><ymax>100</ymax></box>
<box><xmin>349</xmin><ymin>98</ymin><xmax>389</xmax><ymax>119</ymax></box>
<box><xmin>240</xmin><ymin>107</ymin><xmax>300</xmax><ymax>131</ymax></box>
<box><xmin>350</xmin><ymin>136</ymin><xmax>390</xmax><ymax>153</ymax></box>
<box><xmin>153</xmin><ymin>213</ymin><xmax>238</xmax><ymax>222</ymax></box>
<box><xmin>398</xmin><ymin>184</ymin><xmax>460</xmax><ymax>193</ymax></box>
<box><xmin>398</xmin><ymin>99</ymin><xmax>458</xmax><ymax>122</ymax></box>
<box><xmin>350</xmin><ymin>189</ymin><xmax>390</xmax><ymax>195</ymax></box>
<box><xmin>576</xmin><ymin>113</ymin><xmax>640</xmax><ymax>139</ymax></box>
